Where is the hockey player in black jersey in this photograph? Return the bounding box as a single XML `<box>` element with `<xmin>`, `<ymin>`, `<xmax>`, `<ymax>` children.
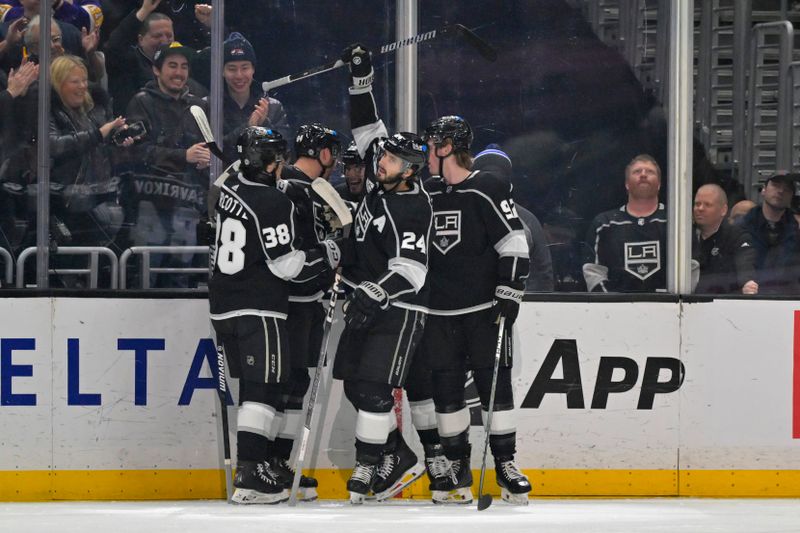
<box><xmin>583</xmin><ymin>154</ymin><xmax>667</xmax><ymax>292</ymax></box>
<box><xmin>208</xmin><ymin>127</ymin><xmax>334</xmax><ymax>505</ymax></box>
<box><xmin>336</xmin><ymin>141</ymin><xmax>368</xmax><ymax>204</ymax></box>
<box><xmin>332</xmin><ymin>44</ymin><xmax>435</xmax><ymax>504</ymax></box>
<box><xmin>267</xmin><ymin>123</ymin><xmax>341</xmax><ymax>501</ymax></box>
<box><xmin>418</xmin><ymin>115</ymin><xmax>533</xmax><ymax>505</ymax></box>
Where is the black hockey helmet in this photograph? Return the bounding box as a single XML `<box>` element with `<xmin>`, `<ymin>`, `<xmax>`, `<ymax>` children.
<box><xmin>423</xmin><ymin>115</ymin><xmax>473</xmax><ymax>152</ymax></box>
<box><xmin>380</xmin><ymin>132</ymin><xmax>428</xmax><ymax>178</ymax></box>
<box><xmin>236</xmin><ymin>126</ymin><xmax>287</xmax><ymax>173</ymax></box>
<box><xmin>341</xmin><ymin>141</ymin><xmax>364</xmax><ymax>166</ymax></box>
<box><xmin>294</xmin><ymin>123</ymin><xmax>342</xmax><ymax>160</ymax></box>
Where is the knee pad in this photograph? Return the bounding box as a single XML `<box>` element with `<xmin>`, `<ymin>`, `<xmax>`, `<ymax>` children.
<box><xmin>472</xmin><ymin>367</ymin><xmax>514</xmax><ymax>411</ymax></box>
<box><xmin>353</xmin><ymin>380</ymin><xmax>394</xmax><ymax>413</ymax></box>
<box><xmin>283</xmin><ymin>368</ymin><xmax>310</xmax><ymax>410</ymax></box>
<box><xmin>405</xmin><ymin>366</ymin><xmax>433</xmax><ymax>402</ymax></box>
<box><xmin>431</xmin><ymin>369</ymin><xmax>467</xmax><ymax>412</ymax></box>
<box><xmin>240</xmin><ymin>379</ymin><xmax>284</xmax><ymax>409</ymax></box>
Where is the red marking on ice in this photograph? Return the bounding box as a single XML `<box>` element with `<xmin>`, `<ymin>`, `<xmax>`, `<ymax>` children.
<box><xmin>793</xmin><ymin>312</ymin><xmax>800</xmax><ymax>438</ymax></box>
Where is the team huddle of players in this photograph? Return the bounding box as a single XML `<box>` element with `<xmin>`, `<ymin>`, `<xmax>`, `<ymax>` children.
<box><xmin>207</xmin><ymin>44</ymin><xmax>532</xmax><ymax>506</ymax></box>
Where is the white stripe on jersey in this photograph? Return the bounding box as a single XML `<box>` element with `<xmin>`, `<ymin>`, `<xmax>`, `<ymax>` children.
<box><xmin>210</xmin><ymin>309</ymin><xmax>288</xmax><ymax>320</ymax></box>
<box><xmin>267</xmin><ymin>249</ymin><xmax>307</xmax><ymax>280</ymax></box>
<box><xmin>385</xmin><ymin>256</ymin><xmax>427</xmax><ymax>292</ymax></box>
<box><xmin>495</xmin><ymin>229</ymin><xmax>529</xmax><ymax>258</ymax></box>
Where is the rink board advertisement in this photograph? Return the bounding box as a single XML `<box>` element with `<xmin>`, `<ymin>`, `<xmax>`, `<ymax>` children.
<box><xmin>0</xmin><ymin>297</ymin><xmax>798</xmax><ymax>500</ymax></box>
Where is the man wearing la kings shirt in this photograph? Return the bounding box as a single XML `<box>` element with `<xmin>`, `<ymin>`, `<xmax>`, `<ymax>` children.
<box><xmin>417</xmin><ymin>114</ymin><xmax>532</xmax><ymax>505</ymax></box>
<box><xmin>267</xmin><ymin>123</ymin><xmax>341</xmax><ymax>501</ymax></box>
<box><xmin>331</xmin><ymin>44</ymin><xmax>434</xmax><ymax>504</ymax></box>
<box><xmin>583</xmin><ymin>154</ymin><xmax>668</xmax><ymax>292</ymax></box>
<box><xmin>208</xmin><ymin>127</ymin><xmax>333</xmax><ymax>505</ymax></box>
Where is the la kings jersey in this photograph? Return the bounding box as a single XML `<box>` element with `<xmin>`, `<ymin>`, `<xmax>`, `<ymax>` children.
<box><xmin>280</xmin><ymin>165</ymin><xmax>337</xmax><ymax>301</ymax></box>
<box><xmin>584</xmin><ymin>203</ymin><xmax>668</xmax><ymax>292</ymax></box>
<box><xmin>425</xmin><ymin>171</ymin><xmax>530</xmax><ymax>314</ymax></box>
<box><xmin>209</xmin><ymin>173</ymin><xmax>317</xmax><ymax>319</ymax></box>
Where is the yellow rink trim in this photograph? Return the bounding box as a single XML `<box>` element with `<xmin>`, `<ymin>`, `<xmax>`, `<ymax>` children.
<box><xmin>1</xmin><ymin>469</ymin><xmax>799</xmax><ymax>501</ymax></box>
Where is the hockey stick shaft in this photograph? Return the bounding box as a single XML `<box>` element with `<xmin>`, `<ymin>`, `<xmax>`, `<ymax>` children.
<box><xmin>215</xmin><ymin>344</ymin><xmax>233</xmax><ymax>502</ymax></box>
<box><xmin>288</xmin><ymin>273</ymin><xmax>343</xmax><ymax>506</ymax></box>
<box><xmin>190</xmin><ymin>105</ymin><xmax>225</xmax><ymax>160</ymax></box>
<box><xmin>262</xmin><ymin>24</ymin><xmax>496</xmax><ymax>92</ymax></box>
<box><xmin>477</xmin><ymin>316</ymin><xmax>506</xmax><ymax>511</ymax></box>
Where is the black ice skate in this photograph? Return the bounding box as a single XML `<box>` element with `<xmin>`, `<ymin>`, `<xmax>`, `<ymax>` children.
<box><xmin>231</xmin><ymin>460</ymin><xmax>289</xmax><ymax>505</ymax></box>
<box><xmin>347</xmin><ymin>460</ymin><xmax>377</xmax><ymax>504</ymax></box>
<box><xmin>432</xmin><ymin>450</ymin><xmax>473</xmax><ymax>504</ymax></box>
<box><xmin>494</xmin><ymin>456</ymin><xmax>531</xmax><ymax>505</ymax></box>
<box><xmin>269</xmin><ymin>457</ymin><xmax>319</xmax><ymax>502</ymax></box>
<box><xmin>423</xmin><ymin>443</ymin><xmax>454</xmax><ymax>492</ymax></box>
<box><xmin>370</xmin><ymin>441</ymin><xmax>425</xmax><ymax>501</ymax></box>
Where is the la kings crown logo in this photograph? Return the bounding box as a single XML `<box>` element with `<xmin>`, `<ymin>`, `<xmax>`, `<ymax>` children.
<box><xmin>354</xmin><ymin>202</ymin><xmax>373</xmax><ymax>242</ymax></box>
<box><xmin>433</xmin><ymin>210</ymin><xmax>461</xmax><ymax>254</ymax></box>
<box><xmin>624</xmin><ymin>240</ymin><xmax>661</xmax><ymax>280</ymax></box>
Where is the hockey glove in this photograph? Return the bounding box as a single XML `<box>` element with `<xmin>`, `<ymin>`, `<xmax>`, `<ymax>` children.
<box><xmin>341</xmin><ymin>43</ymin><xmax>373</xmax><ymax>94</ymax></box>
<box><xmin>196</xmin><ymin>215</ymin><xmax>215</xmax><ymax>246</ymax></box>
<box><xmin>490</xmin><ymin>285</ymin><xmax>524</xmax><ymax>326</ymax></box>
<box><xmin>344</xmin><ymin>280</ymin><xmax>389</xmax><ymax>330</ymax></box>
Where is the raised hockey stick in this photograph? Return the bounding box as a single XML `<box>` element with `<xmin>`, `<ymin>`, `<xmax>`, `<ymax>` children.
<box><xmin>215</xmin><ymin>344</ymin><xmax>233</xmax><ymax>502</ymax></box>
<box><xmin>190</xmin><ymin>104</ymin><xmax>225</xmax><ymax>160</ymax></box>
<box><xmin>287</xmin><ymin>179</ymin><xmax>353</xmax><ymax>507</ymax></box>
<box><xmin>262</xmin><ymin>24</ymin><xmax>497</xmax><ymax>92</ymax></box>
<box><xmin>477</xmin><ymin>316</ymin><xmax>506</xmax><ymax>511</ymax></box>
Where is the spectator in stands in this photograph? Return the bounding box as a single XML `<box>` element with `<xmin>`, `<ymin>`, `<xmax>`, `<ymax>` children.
<box><xmin>474</xmin><ymin>144</ymin><xmax>554</xmax><ymax>292</ymax></box>
<box><xmin>583</xmin><ymin>154</ymin><xmax>667</xmax><ymax>292</ymax></box>
<box><xmin>49</xmin><ymin>54</ymin><xmax>130</xmax><ymax>252</ymax></box>
<box><xmin>219</xmin><ymin>31</ymin><xmax>290</xmax><ymax>165</ymax></box>
<box><xmin>1</xmin><ymin>1</ymin><xmax>103</xmax><ymax>33</ymax></box>
<box><xmin>0</xmin><ymin>58</ymin><xmax>37</xmax><ymax>252</ymax></box>
<box><xmin>22</xmin><ymin>15</ymin><xmax>105</xmax><ymax>81</ymax></box>
<box><xmin>739</xmin><ymin>172</ymin><xmax>800</xmax><ymax>295</ymax></box>
<box><xmin>692</xmin><ymin>183</ymin><xmax>758</xmax><ymax>294</ymax></box>
<box><xmin>123</xmin><ymin>41</ymin><xmax>208</xmax><ymax>287</ymax></box>
<box><xmin>103</xmin><ymin>0</ymin><xmax>206</xmax><ymax>115</ymax></box>
<box><xmin>0</xmin><ymin>2</ymin><xmax>86</xmax><ymax>69</ymax></box>
<box><xmin>729</xmin><ymin>199</ymin><xmax>756</xmax><ymax>224</ymax></box>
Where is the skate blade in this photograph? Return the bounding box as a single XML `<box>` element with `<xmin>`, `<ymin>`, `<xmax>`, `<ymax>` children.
<box><xmin>501</xmin><ymin>488</ymin><xmax>530</xmax><ymax>505</ymax></box>
<box><xmin>293</xmin><ymin>487</ymin><xmax>318</xmax><ymax>502</ymax></box>
<box><xmin>349</xmin><ymin>491</ymin><xmax>367</xmax><ymax>505</ymax></box>
<box><xmin>231</xmin><ymin>488</ymin><xmax>289</xmax><ymax>505</ymax></box>
<box><xmin>431</xmin><ymin>487</ymin><xmax>473</xmax><ymax>504</ymax></box>
<box><xmin>374</xmin><ymin>463</ymin><xmax>426</xmax><ymax>501</ymax></box>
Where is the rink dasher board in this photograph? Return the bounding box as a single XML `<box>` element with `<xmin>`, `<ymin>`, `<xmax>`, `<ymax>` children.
<box><xmin>0</xmin><ymin>297</ymin><xmax>798</xmax><ymax>500</ymax></box>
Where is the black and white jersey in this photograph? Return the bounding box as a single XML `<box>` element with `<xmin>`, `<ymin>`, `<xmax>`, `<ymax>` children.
<box><xmin>425</xmin><ymin>172</ymin><xmax>530</xmax><ymax>315</ymax></box>
<box><xmin>208</xmin><ymin>172</ymin><xmax>328</xmax><ymax>319</ymax></box>
<box><xmin>279</xmin><ymin>165</ymin><xmax>336</xmax><ymax>301</ymax></box>
<box><xmin>584</xmin><ymin>204</ymin><xmax>668</xmax><ymax>292</ymax></box>
<box><xmin>340</xmin><ymin>83</ymin><xmax>433</xmax><ymax>310</ymax></box>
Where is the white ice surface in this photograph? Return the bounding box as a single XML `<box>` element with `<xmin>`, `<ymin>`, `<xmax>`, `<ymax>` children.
<box><xmin>1</xmin><ymin>499</ymin><xmax>799</xmax><ymax>533</ymax></box>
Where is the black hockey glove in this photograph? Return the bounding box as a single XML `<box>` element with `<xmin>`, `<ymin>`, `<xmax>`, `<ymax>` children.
<box><xmin>344</xmin><ymin>280</ymin><xmax>389</xmax><ymax>330</ymax></box>
<box><xmin>196</xmin><ymin>215</ymin><xmax>215</xmax><ymax>246</ymax></box>
<box><xmin>490</xmin><ymin>285</ymin><xmax>524</xmax><ymax>326</ymax></box>
<box><xmin>316</xmin><ymin>239</ymin><xmax>343</xmax><ymax>270</ymax></box>
<box><xmin>341</xmin><ymin>43</ymin><xmax>373</xmax><ymax>94</ymax></box>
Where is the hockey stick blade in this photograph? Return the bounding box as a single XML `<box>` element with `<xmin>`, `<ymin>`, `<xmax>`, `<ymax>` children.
<box><xmin>477</xmin><ymin>493</ymin><xmax>493</xmax><ymax>511</ymax></box>
<box><xmin>262</xmin><ymin>24</ymin><xmax>496</xmax><ymax>92</ymax></box>
<box><xmin>190</xmin><ymin>105</ymin><xmax>224</xmax><ymax>160</ymax></box>
<box><xmin>449</xmin><ymin>24</ymin><xmax>498</xmax><ymax>62</ymax></box>
<box><xmin>311</xmin><ymin>178</ymin><xmax>354</xmax><ymax>227</ymax></box>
